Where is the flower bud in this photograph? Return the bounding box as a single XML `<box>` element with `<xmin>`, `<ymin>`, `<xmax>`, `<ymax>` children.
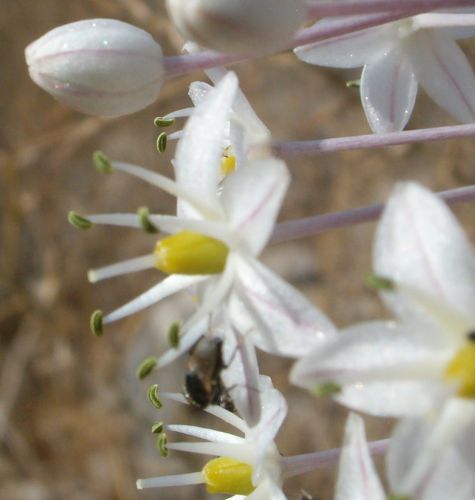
<box><xmin>25</xmin><ymin>19</ymin><xmax>165</xmax><ymax>117</ymax></box>
<box><xmin>166</xmin><ymin>0</ymin><xmax>306</xmax><ymax>53</ymax></box>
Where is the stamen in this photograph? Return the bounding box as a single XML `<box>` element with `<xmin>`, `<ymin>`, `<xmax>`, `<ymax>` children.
<box><xmin>365</xmin><ymin>273</ymin><xmax>395</xmax><ymax>291</ymax></box>
<box><xmin>88</xmin><ymin>254</ymin><xmax>156</xmax><ymax>283</ymax></box>
<box><xmin>93</xmin><ymin>150</ymin><xmax>113</xmax><ymax>173</ymax></box>
<box><xmin>151</xmin><ymin>421</ymin><xmax>164</xmax><ymax>434</ymax></box>
<box><xmin>68</xmin><ymin>211</ymin><xmax>93</xmax><ymax>230</ymax></box>
<box><xmin>148</xmin><ymin>384</ymin><xmax>163</xmax><ymax>409</ymax></box>
<box><xmin>346</xmin><ymin>79</ymin><xmax>361</xmax><ymax>89</ymax></box>
<box><xmin>136</xmin><ymin>471</ymin><xmax>204</xmax><ymax>490</ymax></box>
<box><xmin>313</xmin><ymin>382</ymin><xmax>342</xmax><ymax>397</ymax></box>
<box><xmin>154</xmin><ymin>231</ymin><xmax>229</xmax><ymax>275</ymax></box>
<box><xmin>157</xmin><ymin>432</ymin><xmax>168</xmax><ymax>457</ymax></box>
<box><xmin>156</xmin><ymin>132</ymin><xmax>168</xmax><ymax>153</ymax></box>
<box><xmin>202</xmin><ymin>457</ymin><xmax>254</xmax><ymax>495</ymax></box>
<box><xmin>154</xmin><ymin>116</ymin><xmax>175</xmax><ymax>127</ymax></box>
<box><xmin>136</xmin><ymin>356</ymin><xmax>158</xmax><ymax>380</ymax></box>
<box><xmin>90</xmin><ymin>310</ymin><xmax>103</xmax><ymax>337</ymax></box>
<box><xmin>137</xmin><ymin>206</ymin><xmax>159</xmax><ymax>233</ymax></box>
<box><xmin>168</xmin><ymin>321</ymin><xmax>181</xmax><ymax>348</ymax></box>
<box><xmin>108</xmin><ymin>161</ymin><xmax>217</xmax><ymax>219</ymax></box>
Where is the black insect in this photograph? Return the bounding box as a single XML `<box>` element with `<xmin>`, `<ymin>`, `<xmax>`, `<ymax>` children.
<box><xmin>184</xmin><ymin>336</ymin><xmax>235</xmax><ymax>412</ymax></box>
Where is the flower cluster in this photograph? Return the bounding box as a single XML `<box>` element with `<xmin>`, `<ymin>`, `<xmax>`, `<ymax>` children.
<box><xmin>24</xmin><ymin>1</ymin><xmax>475</xmax><ymax>498</ymax></box>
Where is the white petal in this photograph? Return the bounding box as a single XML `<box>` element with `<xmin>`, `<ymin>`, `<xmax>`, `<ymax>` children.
<box><xmin>395</xmin><ymin>399</ymin><xmax>475</xmax><ymax>494</ymax></box>
<box><xmin>188</xmin><ymin>80</ymin><xmax>213</xmax><ymax>106</ymax></box>
<box><xmin>360</xmin><ymin>46</ymin><xmax>417</xmax><ymax>133</ymax></box>
<box><xmin>374</xmin><ymin>182</ymin><xmax>475</xmax><ymax>327</ymax></box>
<box><xmin>103</xmin><ymin>274</ymin><xmax>206</xmax><ymax>324</ymax></box>
<box><xmin>290</xmin><ymin>321</ymin><xmax>451</xmax><ymax>417</ymax></box>
<box><xmin>221</xmin><ymin>319</ymin><xmax>262</xmax><ymax>428</ymax></box>
<box><xmin>335</xmin><ymin>413</ymin><xmax>385</xmax><ymax>500</ymax></box>
<box><xmin>294</xmin><ymin>20</ymin><xmax>393</xmax><ymax>69</ymax></box>
<box><xmin>416</xmin><ymin>448</ymin><xmax>475</xmax><ymax>500</ymax></box>
<box><xmin>407</xmin><ymin>30</ymin><xmax>475</xmax><ymax>123</ymax></box>
<box><xmin>233</xmin><ymin>258</ymin><xmax>336</xmax><ymax>357</ymax></box>
<box><xmin>157</xmin><ymin>315</ymin><xmax>208</xmax><ymax>369</ymax></box>
<box><xmin>249</xmin><ymin>376</ymin><xmax>287</xmax><ymax>482</ymax></box>
<box><xmin>167</xmin><ymin>424</ymin><xmax>244</xmax><ymax>444</ymax></box>
<box><xmin>221</xmin><ymin>158</ymin><xmax>290</xmax><ymax>255</ymax></box>
<box><xmin>174</xmin><ymin>71</ymin><xmax>238</xmax><ymax>214</ymax></box>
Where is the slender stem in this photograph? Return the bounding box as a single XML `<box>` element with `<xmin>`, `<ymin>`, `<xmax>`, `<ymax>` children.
<box><xmin>306</xmin><ymin>0</ymin><xmax>475</xmax><ymax>18</ymax></box>
<box><xmin>271</xmin><ymin>184</ymin><xmax>475</xmax><ymax>244</ymax></box>
<box><xmin>272</xmin><ymin>124</ymin><xmax>475</xmax><ymax>157</ymax></box>
<box><xmin>283</xmin><ymin>439</ymin><xmax>389</xmax><ymax>478</ymax></box>
<box><xmin>163</xmin><ymin>12</ymin><xmax>414</xmax><ymax>78</ymax></box>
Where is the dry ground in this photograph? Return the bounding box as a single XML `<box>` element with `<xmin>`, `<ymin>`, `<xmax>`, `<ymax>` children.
<box><xmin>1</xmin><ymin>1</ymin><xmax>474</xmax><ymax>499</ymax></box>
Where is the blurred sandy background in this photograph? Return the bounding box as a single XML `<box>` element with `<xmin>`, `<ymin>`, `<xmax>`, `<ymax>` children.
<box><xmin>1</xmin><ymin>1</ymin><xmax>474</xmax><ymax>499</ymax></box>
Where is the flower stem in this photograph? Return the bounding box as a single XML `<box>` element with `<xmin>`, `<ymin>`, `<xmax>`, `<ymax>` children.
<box><xmin>283</xmin><ymin>439</ymin><xmax>388</xmax><ymax>478</ymax></box>
<box><xmin>306</xmin><ymin>0</ymin><xmax>475</xmax><ymax>18</ymax></box>
<box><xmin>272</xmin><ymin>124</ymin><xmax>475</xmax><ymax>157</ymax></box>
<box><xmin>271</xmin><ymin>184</ymin><xmax>475</xmax><ymax>243</ymax></box>
<box><xmin>162</xmin><ymin>8</ymin><xmax>432</xmax><ymax>78</ymax></box>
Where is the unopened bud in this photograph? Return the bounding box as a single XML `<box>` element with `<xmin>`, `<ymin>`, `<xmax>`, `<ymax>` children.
<box><xmin>166</xmin><ymin>0</ymin><xmax>306</xmax><ymax>54</ymax></box>
<box><xmin>25</xmin><ymin>19</ymin><xmax>165</xmax><ymax>117</ymax></box>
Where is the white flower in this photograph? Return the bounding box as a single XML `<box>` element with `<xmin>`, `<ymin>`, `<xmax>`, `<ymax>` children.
<box><xmin>83</xmin><ymin>72</ymin><xmax>335</xmax><ymax>422</ymax></box>
<box><xmin>294</xmin><ymin>12</ymin><xmax>475</xmax><ymax>133</ymax></box>
<box><xmin>165</xmin><ymin>0</ymin><xmax>306</xmax><ymax>54</ymax></box>
<box><xmin>292</xmin><ymin>182</ymin><xmax>475</xmax><ymax>485</ymax></box>
<box><xmin>163</xmin><ymin>42</ymin><xmax>272</xmax><ymax>166</ymax></box>
<box><xmin>336</xmin><ymin>413</ymin><xmax>475</xmax><ymax>500</ymax></box>
<box><xmin>25</xmin><ymin>19</ymin><xmax>164</xmax><ymax>117</ymax></box>
<box><xmin>137</xmin><ymin>376</ymin><xmax>287</xmax><ymax>499</ymax></box>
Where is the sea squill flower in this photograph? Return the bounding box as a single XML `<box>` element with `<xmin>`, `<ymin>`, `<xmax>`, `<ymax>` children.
<box><xmin>292</xmin><ymin>182</ymin><xmax>475</xmax><ymax>484</ymax></box>
<box><xmin>77</xmin><ymin>72</ymin><xmax>335</xmax><ymax>410</ymax></box>
<box><xmin>165</xmin><ymin>0</ymin><xmax>306</xmax><ymax>54</ymax></box>
<box><xmin>336</xmin><ymin>413</ymin><xmax>474</xmax><ymax>500</ymax></box>
<box><xmin>294</xmin><ymin>12</ymin><xmax>475</xmax><ymax>133</ymax></box>
<box><xmin>137</xmin><ymin>376</ymin><xmax>287</xmax><ymax>499</ymax></box>
<box><xmin>25</xmin><ymin>19</ymin><xmax>164</xmax><ymax>116</ymax></box>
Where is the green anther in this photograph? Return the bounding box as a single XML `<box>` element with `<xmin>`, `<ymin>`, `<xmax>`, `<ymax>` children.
<box><xmin>154</xmin><ymin>116</ymin><xmax>175</xmax><ymax>128</ymax></box>
<box><xmin>366</xmin><ymin>273</ymin><xmax>395</xmax><ymax>291</ymax></box>
<box><xmin>168</xmin><ymin>321</ymin><xmax>180</xmax><ymax>349</ymax></box>
<box><xmin>68</xmin><ymin>211</ymin><xmax>93</xmax><ymax>230</ymax></box>
<box><xmin>156</xmin><ymin>432</ymin><xmax>168</xmax><ymax>457</ymax></box>
<box><xmin>93</xmin><ymin>150</ymin><xmax>113</xmax><ymax>173</ymax></box>
<box><xmin>151</xmin><ymin>421</ymin><xmax>164</xmax><ymax>434</ymax></box>
<box><xmin>346</xmin><ymin>79</ymin><xmax>361</xmax><ymax>89</ymax></box>
<box><xmin>147</xmin><ymin>384</ymin><xmax>163</xmax><ymax>409</ymax></box>
<box><xmin>388</xmin><ymin>495</ymin><xmax>411</xmax><ymax>500</ymax></box>
<box><xmin>90</xmin><ymin>310</ymin><xmax>103</xmax><ymax>337</ymax></box>
<box><xmin>313</xmin><ymin>382</ymin><xmax>342</xmax><ymax>397</ymax></box>
<box><xmin>136</xmin><ymin>357</ymin><xmax>157</xmax><ymax>380</ymax></box>
<box><xmin>137</xmin><ymin>206</ymin><xmax>158</xmax><ymax>234</ymax></box>
<box><xmin>156</xmin><ymin>132</ymin><xmax>167</xmax><ymax>153</ymax></box>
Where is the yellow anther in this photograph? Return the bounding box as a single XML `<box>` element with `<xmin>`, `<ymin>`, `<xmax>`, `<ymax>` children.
<box><xmin>220</xmin><ymin>154</ymin><xmax>236</xmax><ymax>177</ymax></box>
<box><xmin>202</xmin><ymin>457</ymin><xmax>255</xmax><ymax>495</ymax></box>
<box><xmin>154</xmin><ymin>231</ymin><xmax>229</xmax><ymax>275</ymax></box>
<box><xmin>445</xmin><ymin>343</ymin><xmax>475</xmax><ymax>398</ymax></box>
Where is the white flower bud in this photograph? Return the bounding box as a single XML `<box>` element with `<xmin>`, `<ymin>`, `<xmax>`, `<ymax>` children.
<box><xmin>25</xmin><ymin>19</ymin><xmax>165</xmax><ymax>117</ymax></box>
<box><xmin>166</xmin><ymin>0</ymin><xmax>306</xmax><ymax>53</ymax></box>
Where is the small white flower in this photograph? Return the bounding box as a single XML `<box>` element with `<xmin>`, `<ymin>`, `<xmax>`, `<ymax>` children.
<box><xmin>295</xmin><ymin>12</ymin><xmax>475</xmax><ymax>132</ymax></box>
<box><xmin>292</xmin><ymin>182</ymin><xmax>475</xmax><ymax>485</ymax></box>
<box><xmin>336</xmin><ymin>413</ymin><xmax>475</xmax><ymax>500</ymax></box>
<box><xmin>165</xmin><ymin>0</ymin><xmax>306</xmax><ymax>54</ymax></box>
<box><xmin>137</xmin><ymin>376</ymin><xmax>287</xmax><ymax>499</ymax></box>
<box><xmin>25</xmin><ymin>19</ymin><xmax>164</xmax><ymax>116</ymax></box>
<box><xmin>83</xmin><ymin>71</ymin><xmax>335</xmax><ymax>422</ymax></box>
